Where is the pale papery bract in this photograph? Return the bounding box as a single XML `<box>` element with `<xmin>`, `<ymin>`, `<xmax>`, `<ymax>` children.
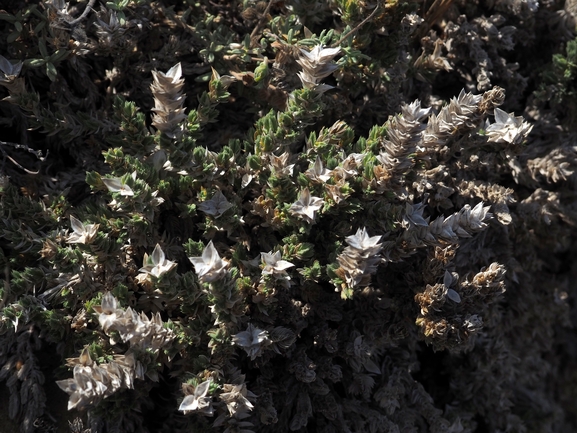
<box><xmin>188</xmin><ymin>241</ymin><xmax>229</xmax><ymax>282</ymax></box>
<box><xmin>485</xmin><ymin>107</ymin><xmax>533</xmax><ymax>145</ymax></box>
<box><xmin>260</xmin><ymin>251</ymin><xmax>294</xmax><ymax>277</ymax></box>
<box><xmin>4</xmin><ymin>4</ymin><xmax>576</xmax><ymax>430</ymax></box>
<box><xmin>179</xmin><ymin>379</ymin><xmax>214</xmax><ymax>416</ymax></box>
<box><xmin>67</xmin><ymin>215</ymin><xmax>99</xmax><ymax>244</ymax></box>
<box><xmin>232</xmin><ymin>323</ymin><xmax>272</xmax><ymax>360</ymax></box>
<box><xmin>138</xmin><ymin>244</ymin><xmax>177</xmax><ymax>279</ymax></box>
<box><xmin>289</xmin><ymin>188</ymin><xmax>324</xmax><ymax>223</ymax></box>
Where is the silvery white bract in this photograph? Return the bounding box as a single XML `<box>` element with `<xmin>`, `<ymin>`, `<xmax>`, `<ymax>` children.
<box><xmin>94</xmin><ymin>293</ymin><xmax>175</xmax><ymax>351</ymax></box>
<box><xmin>260</xmin><ymin>251</ymin><xmax>294</xmax><ymax>277</ymax></box>
<box><xmin>179</xmin><ymin>379</ymin><xmax>214</xmax><ymax>416</ymax></box>
<box><xmin>232</xmin><ymin>323</ymin><xmax>272</xmax><ymax>360</ymax></box>
<box><xmin>406</xmin><ymin>202</ymin><xmax>492</xmax><ymax>248</ymax></box>
<box><xmin>344</xmin><ymin>227</ymin><xmax>383</xmax><ymax>256</ymax></box>
<box><xmin>0</xmin><ymin>54</ymin><xmax>22</xmax><ymax>84</ymax></box>
<box><xmin>188</xmin><ymin>241</ymin><xmax>228</xmax><ymax>283</ymax></box>
<box><xmin>336</xmin><ymin>227</ymin><xmax>383</xmax><ymax>293</ymax></box>
<box><xmin>198</xmin><ymin>190</ymin><xmax>233</xmax><ymax>218</ymax></box>
<box><xmin>402</xmin><ymin>202</ymin><xmax>429</xmax><ymax>228</ymax></box>
<box><xmin>423</xmin><ymin>90</ymin><xmax>483</xmax><ymax>148</ymax></box>
<box><xmin>289</xmin><ymin>187</ymin><xmax>324</xmax><ymax>223</ymax></box>
<box><xmin>296</xmin><ymin>45</ymin><xmax>341</xmax><ymax>79</ymax></box>
<box><xmin>138</xmin><ymin>244</ymin><xmax>177</xmax><ymax>278</ymax></box>
<box><xmin>94</xmin><ymin>7</ymin><xmax>122</xmax><ymax>38</ymax></box>
<box><xmin>67</xmin><ymin>215</ymin><xmax>99</xmax><ymax>244</ymax></box>
<box><xmin>56</xmin><ymin>347</ymin><xmax>140</xmax><ymax>410</ymax></box>
<box><xmin>151</xmin><ymin>63</ymin><xmax>187</xmax><ymax>139</ymax></box>
<box><xmin>296</xmin><ymin>45</ymin><xmax>341</xmax><ymax>93</ymax></box>
<box><xmin>305</xmin><ymin>156</ymin><xmax>332</xmax><ymax>183</ymax></box>
<box><xmin>102</xmin><ymin>176</ymin><xmax>134</xmax><ymax>196</ymax></box>
<box><xmin>443</xmin><ymin>270</ymin><xmax>456</xmax><ymax>288</ymax></box>
<box><xmin>97</xmin><ymin>292</ymin><xmax>119</xmax><ymax>332</ymax></box>
<box><xmin>485</xmin><ymin>108</ymin><xmax>533</xmax><ymax>145</ymax></box>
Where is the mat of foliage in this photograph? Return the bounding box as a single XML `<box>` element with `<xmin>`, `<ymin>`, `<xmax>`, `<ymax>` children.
<box><xmin>1</xmin><ymin>0</ymin><xmax>577</xmax><ymax>432</ymax></box>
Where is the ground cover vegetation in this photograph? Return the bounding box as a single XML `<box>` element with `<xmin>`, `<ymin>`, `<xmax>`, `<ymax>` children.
<box><xmin>1</xmin><ymin>0</ymin><xmax>577</xmax><ymax>432</ymax></box>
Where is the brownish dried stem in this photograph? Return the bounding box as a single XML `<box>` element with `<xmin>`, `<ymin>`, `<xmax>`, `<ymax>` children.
<box><xmin>249</xmin><ymin>0</ymin><xmax>275</xmax><ymax>47</ymax></box>
<box><xmin>417</xmin><ymin>0</ymin><xmax>455</xmax><ymax>38</ymax></box>
<box><xmin>331</xmin><ymin>5</ymin><xmax>381</xmax><ymax>48</ymax></box>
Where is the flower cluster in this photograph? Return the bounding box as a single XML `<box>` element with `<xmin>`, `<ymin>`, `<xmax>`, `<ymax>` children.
<box><xmin>334</xmin><ymin>228</ymin><xmax>383</xmax><ymax>298</ymax></box>
<box><xmin>1</xmin><ymin>0</ymin><xmax>576</xmax><ymax>432</ymax></box>
<box><xmin>67</xmin><ymin>215</ymin><xmax>99</xmax><ymax>245</ymax></box>
<box><xmin>150</xmin><ymin>63</ymin><xmax>187</xmax><ymax>139</ymax></box>
<box><xmin>95</xmin><ymin>292</ymin><xmax>175</xmax><ymax>351</ymax></box>
<box><xmin>415</xmin><ymin>263</ymin><xmax>506</xmax><ymax>352</ymax></box>
<box><xmin>56</xmin><ymin>347</ymin><xmax>142</xmax><ymax>410</ymax></box>
<box><xmin>296</xmin><ymin>45</ymin><xmax>341</xmax><ymax>93</ymax></box>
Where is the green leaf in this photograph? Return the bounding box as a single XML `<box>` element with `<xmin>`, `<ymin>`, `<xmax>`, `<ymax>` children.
<box><xmin>33</xmin><ymin>20</ymin><xmax>46</xmax><ymax>34</ymax></box>
<box><xmin>38</xmin><ymin>39</ymin><xmax>49</xmax><ymax>58</ymax></box>
<box><xmin>24</xmin><ymin>58</ymin><xmax>46</xmax><ymax>67</ymax></box>
<box><xmin>0</xmin><ymin>12</ymin><xmax>16</xmax><ymax>23</ymax></box>
<box><xmin>7</xmin><ymin>31</ymin><xmax>20</xmax><ymax>44</ymax></box>
<box><xmin>85</xmin><ymin>171</ymin><xmax>104</xmax><ymax>189</ymax></box>
<box><xmin>46</xmin><ymin>62</ymin><xmax>57</xmax><ymax>81</ymax></box>
<box><xmin>49</xmin><ymin>49</ymin><xmax>69</xmax><ymax>64</ymax></box>
<box><xmin>253</xmin><ymin>58</ymin><xmax>269</xmax><ymax>83</ymax></box>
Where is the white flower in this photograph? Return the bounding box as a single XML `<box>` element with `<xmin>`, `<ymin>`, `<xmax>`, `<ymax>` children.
<box><xmin>198</xmin><ymin>190</ymin><xmax>233</xmax><ymax>218</ymax></box>
<box><xmin>102</xmin><ymin>176</ymin><xmax>134</xmax><ymax>196</ymax></box>
<box><xmin>289</xmin><ymin>188</ymin><xmax>324</xmax><ymax>223</ymax></box>
<box><xmin>138</xmin><ymin>244</ymin><xmax>177</xmax><ymax>278</ymax></box>
<box><xmin>232</xmin><ymin>323</ymin><xmax>272</xmax><ymax>360</ymax></box>
<box><xmin>188</xmin><ymin>241</ymin><xmax>228</xmax><ymax>283</ymax></box>
<box><xmin>485</xmin><ymin>108</ymin><xmax>533</xmax><ymax>145</ymax></box>
<box><xmin>179</xmin><ymin>379</ymin><xmax>214</xmax><ymax>416</ymax></box>
<box><xmin>296</xmin><ymin>45</ymin><xmax>341</xmax><ymax>79</ymax></box>
<box><xmin>67</xmin><ymin>215</ymin><xmax>99</xmax><ymax>244</ymax></box>
<box><xmin>260</xmin><ymin>251</ymin><xmax>294</xmax><ymax>277</ymax></box>
<box><xmin>0</xmin><ymin>54</ymin><xmax>22</xmax><ymax>84</ymax></box>
<box><xmin>296</xmin><ymin>45</ymin><xmax>341</xmax><ymax>92</ymax></box>
<box><xmin>95</xmin><ymin>292</ymin><xmax>120</xmax><ymax>332</ymax></box>
<box><xmin>345</xmin><ymin>227</ymin><xmax>383</xmax><ymax>256</ymax></box>
<box><xmin>96</xmin><ymin>293</ymin><xmax>175</xmax><ymax>350</ymax></box>
<box><xmin>305</xmin><ymin>156</ymin><xmax>332</xmax><ymax>183</ymax></box>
